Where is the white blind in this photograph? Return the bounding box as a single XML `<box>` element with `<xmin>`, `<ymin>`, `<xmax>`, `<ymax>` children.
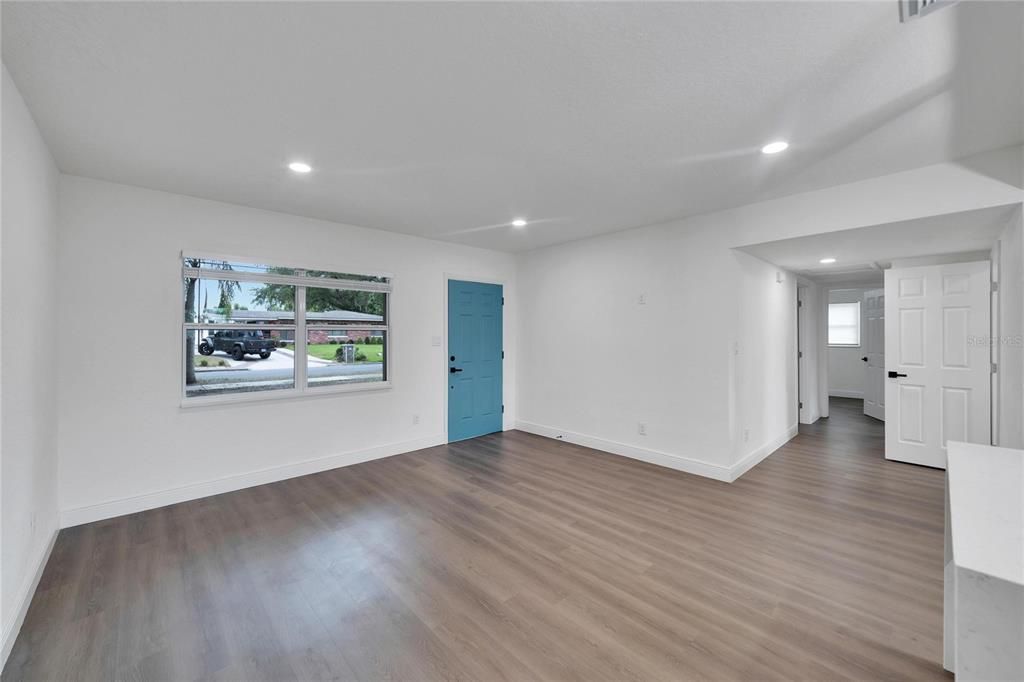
<box><xmin>828</xmin><ymin>302</ymin><xmax>860</xmax><ymax>346</ymax></box>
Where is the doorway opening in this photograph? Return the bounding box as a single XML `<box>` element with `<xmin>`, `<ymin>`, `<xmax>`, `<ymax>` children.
<box><xmin>740</xmin><ymin>204</ymin><xmax>1023</xmax><ymax>468</ymax></box>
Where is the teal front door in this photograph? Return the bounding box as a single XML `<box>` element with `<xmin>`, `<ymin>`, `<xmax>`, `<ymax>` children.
<box><xmin>448</xmin><ymin>280</ymin><xmax>503</xmax><ymax>442</ymax></box>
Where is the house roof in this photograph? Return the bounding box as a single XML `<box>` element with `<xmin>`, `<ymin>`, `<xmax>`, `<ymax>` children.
<box><xmin>203</xmin><ymin>308</ymin><xmax>382</xmax><ymax>323</ymax></box>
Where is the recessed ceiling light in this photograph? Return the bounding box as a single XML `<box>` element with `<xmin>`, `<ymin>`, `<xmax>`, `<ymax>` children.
<box><xmin>511</xmin><ymin>218</ymin><xmax>527</xmax><ymax>227</ymax></box>
<box><xmin>761</xmin><ymin>141</ymin><xmax>789</xmax><ymax>154</ymax></box>
<box><xmin>820</xmin><ymin>257</ymin><xmax>836</xmax><ymax>264</ymax></box>
<box><xmin>288</xmin><ymin>161</ymin><xmax>312</xmax><ymax>173</ymax></box>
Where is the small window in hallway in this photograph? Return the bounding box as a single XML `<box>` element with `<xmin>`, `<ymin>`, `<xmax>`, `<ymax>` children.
<box><xmin>828</xmin><ymin>301</ymin><xmax>861</xmax><ymax>346</ymax></box>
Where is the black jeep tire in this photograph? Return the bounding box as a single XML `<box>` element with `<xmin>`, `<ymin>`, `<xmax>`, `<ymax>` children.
<box><xmin>198</xmin><ymin>342</ymin><xmax>214</xmax><ymax>356</ymax></box>
<box><xmin>231</xmin><ymin>346</ymin><xmax>245</xmax><ymax>361</ymax></box>
<box><xmin>259</xmin><ymin>351</ymin><xmax>271</xmax><ymax>359</ymax></box>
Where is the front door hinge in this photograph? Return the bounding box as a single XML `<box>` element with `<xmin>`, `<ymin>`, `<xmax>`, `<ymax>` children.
<box><xmin>501</xmin><ymin>350</ymin><xmax>505</xmax><ymax>359</ymax></box>
<box><xmin>799</xmin><ymin>401</ymin><xmax>803</xmax><ymax>409</ymax></box>
<box><xmin>502</xmin><ymin>405</ymin><xmax>505</xmax><ymax>413</ymax></box>
<box><xmin>798</xmin><ymin>351</ymin><xmax>803</xmax><ymax>358</ymax></box>
<box><xmin>992</xmin><ymin>281</ymin><xmax>999</xmax><ymax>293</ymax></box>
<box><xmin>992</xmin><ymin>362</ymin><xmax>998</xmax><ymax>374</ymax></box>
<box><xmin>502</xmin><ymin>297</ymin><xmax>505</xmax><ymax>305</ymax></box>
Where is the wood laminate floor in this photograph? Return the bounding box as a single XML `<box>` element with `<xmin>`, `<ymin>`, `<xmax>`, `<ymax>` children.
<box><xmin>4</xmin><ymin>398</ymin><xmax>950</xmax><ymax>681</ymax></box>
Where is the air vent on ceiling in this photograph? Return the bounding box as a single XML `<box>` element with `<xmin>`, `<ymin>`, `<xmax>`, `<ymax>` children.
<box><xmin>899</xmin><ymin>0</ymin><xmax>959</xmax><ymax>23</ymax></box>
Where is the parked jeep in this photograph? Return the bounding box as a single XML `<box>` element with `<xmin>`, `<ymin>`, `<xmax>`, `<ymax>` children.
<box><xmin>198</xmin><ymin>329</ymin><xmax>274</xmax><ymax>360</ymax></box>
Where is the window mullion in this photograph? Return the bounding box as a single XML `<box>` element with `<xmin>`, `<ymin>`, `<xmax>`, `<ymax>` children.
<box><xmin>296</xmin><ymin>286</ymin><xmax>308</xmax><ymax>392</ymax></box>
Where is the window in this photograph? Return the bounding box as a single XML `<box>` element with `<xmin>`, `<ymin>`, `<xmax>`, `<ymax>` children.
<box><xmin>183</xmin><ymin>257</ymin><xmax>389</xmax><ymax>403</ymax></box>
<box><xmin>828</xmin><ymin>301</ymin><xmax>860</xmax><ymax>346</ymax></box>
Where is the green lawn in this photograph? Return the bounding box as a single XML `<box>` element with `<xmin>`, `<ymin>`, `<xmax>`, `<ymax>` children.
<box><xmin>307</xmin><ymin>343</ymin><xmax>384</xmax><ymax>363</ymax></box>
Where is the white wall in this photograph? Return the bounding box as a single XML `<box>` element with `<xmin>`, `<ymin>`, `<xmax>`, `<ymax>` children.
<box><xmin>516</xmin><ymin>218</ymin><xmax>798</xmax><ymax>481</ymax></box>
<box><xmin>515</xmin><ymin>147</ymin><xmax>1023</xmax><ymax>482</ymax></box>
<box><xmin>827</xmin><ymin>287</ymin><xmax>870</xmax><ymax>399</ymax></box>
<box><xmin>994</xmin><ymin>206</ymin><xmax>1024</xmax><ymax>448</ymax></box>
<box><xmin>56</xmin><ymin>176</ymin><xmax>518</xmax><ymax>525</ymax></box>
<box><xmin>1</xmin><ymin>67</ymin><xmax>61</xmax><ymax>663</ymax></box>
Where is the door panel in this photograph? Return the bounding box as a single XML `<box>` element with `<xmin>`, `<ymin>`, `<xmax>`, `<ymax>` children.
<box><xmin>863</xmin><ymin>288</ymin><xmax>885</xmax><ymax>420</ymax></box>
<box><xmin>884</xmin><ymin>261</ymin><xmax>991</xmax><ymax>468</ymax></box>
<box><xmin>448</xmin><ymin>280</ymin><xmax>503</xmax><ymax>442</ymax></box>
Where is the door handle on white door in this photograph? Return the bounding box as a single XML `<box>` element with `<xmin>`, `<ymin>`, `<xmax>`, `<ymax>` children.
<box><xmin>887</xmin><ymin>371</ymin><xmax>908</xmax><ymax>378</ymax></box>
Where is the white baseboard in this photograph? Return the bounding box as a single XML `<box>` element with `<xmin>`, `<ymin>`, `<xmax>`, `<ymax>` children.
<box><xmin>514</xmin><ymin>421</ymin><xmax>798</xmax><ymax>483</ymax></box>
<box><xmin>799</xmin><ymin>410</ymin><xmax>821</xmax><ymax>425</ymax></box>
<box><xmin>60</xmin><ymin>434</ymin><xmax>446</xmax><ymax>528</ymax></box>
<box><xmin>2</xmin><ymin>526</ymin><xmax>58</xmax><ymax>671</ymax></box>
<box><xmin>829</xmin><ymin>390</ymin><xmax>864</xmax><ymax>399</ymax></box>
<box><xmin>731</xmin><ymin>423</ymin><xmax>799</xmax><ymax>480</ymax></box>
<box><xmin>515</xmin><ymin>421</ymin><xmax>733</xmax><ymax>481</ymax></box>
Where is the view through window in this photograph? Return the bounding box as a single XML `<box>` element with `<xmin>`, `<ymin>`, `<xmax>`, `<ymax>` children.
<box><xmin>183</xmin><ymin>258</ymin><xmax>390</xmax><ymax>400</ymax></box>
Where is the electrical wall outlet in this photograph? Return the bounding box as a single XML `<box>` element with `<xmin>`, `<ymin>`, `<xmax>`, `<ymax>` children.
<box><xmin>412</xmin><ymin>414</ymin><xmax>420</xmax><ymax>425</ymax></box>
<box><xmin>743</xmin><ymin>429</ymin><xmax>750</xmax><ymax>442</ymax></box>
<box><xmin>638</xmin><ymin>422</ymin><xmax>647</xmax><ymax>436</ymax></box>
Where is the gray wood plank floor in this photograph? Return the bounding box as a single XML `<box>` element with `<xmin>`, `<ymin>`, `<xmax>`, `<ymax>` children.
<box><xmin>3</xmin><ymin>398</ymin><xmax>950</xmax><ymax>681</ymax></box>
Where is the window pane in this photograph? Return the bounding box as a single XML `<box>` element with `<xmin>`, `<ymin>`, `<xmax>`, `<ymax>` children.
<box><xmin>305</xmin><ymin>287</ymin><xmax>385</xmax><ymax>325</ymax></box>
<box><xmin>185</xmin><ymin>328</ymin><xmax>294</xmax><ymax>398</ymax></box>
<box><xmin>307</xmin><ymin>330</ymin><xmax>387</xmax><ymax>389</ymax></box>
<box><xmin>828</xmin><ymin>302</ymin><xmax>860</xmax><ymax>345</ymax></box>
<box><xmin>185</xmin><ymin>258</ymin><xmax>299</xmax><ymax>277</ymax></box>
<box><xmin>184</xmin><ymin>275</ymin><xmax>295</xmax><ymax>325</ymax></box>
<box><xmin>302</xmin><ymin>271</ymin><xmax>389</xmax><ymax>285</ymax></box>
<box><xmin>183</xmin><ymin>258</ymin><xmax>389</xmax><ymax>286</ymax></box>
<box><xmin>829</xmin><ymin>325</ymin><xmax>859</xmax><ymax>346</ymax></box>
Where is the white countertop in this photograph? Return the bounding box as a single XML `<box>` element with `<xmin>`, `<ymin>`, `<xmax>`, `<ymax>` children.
<box><xmin>947</xmin><ymin>441</ymin><xmax>1024</xmax><ymax>586</ymax></box>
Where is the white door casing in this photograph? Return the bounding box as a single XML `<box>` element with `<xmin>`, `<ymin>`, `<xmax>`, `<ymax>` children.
<box><xmin>884</xmin><ymin>262</ymin><xmax>991</xmax><ymax>469</ymax></box>
<box><xmin>863</xmin><ymin>288</ymin><xmax>885</xmax><ymax>421</ymax></box>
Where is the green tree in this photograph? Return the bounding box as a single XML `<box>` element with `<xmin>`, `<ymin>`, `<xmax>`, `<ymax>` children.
<box><xmin>253</xmin><ymin>269</ymin><xmax>385</xmax><ymax>315</ymax></box>
<box><xmin>183</xmin><ymin>260</ymin><xmax>239</xmax><ymax>386</ymax></box>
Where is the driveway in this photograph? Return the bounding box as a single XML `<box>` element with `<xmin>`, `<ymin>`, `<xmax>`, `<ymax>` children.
<box><xmin>197</xmin><ymin>347</ymin><xmax>331</xmax><ymax>372</ymax></box>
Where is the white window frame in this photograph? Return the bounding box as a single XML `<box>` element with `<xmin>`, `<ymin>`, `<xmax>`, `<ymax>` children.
<box><xmin>181</xmin><ymin>252</ymin><xmax>392</xmax><ymax>408</ymax></box>
<box><xmin>827</xmin><ymin>301</ymin><xmax>861</xmax><ymax>348</ymax></box>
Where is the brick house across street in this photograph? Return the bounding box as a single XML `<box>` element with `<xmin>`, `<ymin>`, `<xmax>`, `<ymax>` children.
<box><xmin>201</xmin><ymin>309</ymin><xmax>383</xmax><ymax>344</ymax></box>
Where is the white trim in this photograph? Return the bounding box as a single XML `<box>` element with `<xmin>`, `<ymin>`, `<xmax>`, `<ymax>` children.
<box><xmin>2</xmin><ymin>527</ymin><xmax>58</xmax><ymax>670</ymax></box>
<box><xmin>185</xmin><ymin>323</ymin><xmax>298</xmax><ymax>330</ymax></box>
<box><xmin>182</xmin><ymin>249</ymin><xmax>396</xmax><ymax>284</ymax></box>
<box><xmin>183</xmin><ymin>266</ymin><xmax>391</xmax><ymax>293</ymax></box>
<box><xmin>990</xmin><ymin>239</ymin><xmax>1000</xmax><ymax>446</ymax></box>
<box><xmin>829</xmin><ymin>389</ymin><xmax>864</xmax><ymax>399</ymax></box>
<box><xmin>515</xmin><ymin>421</ymin><xmax>733</xmax><ymax>481</ymax></box>
<box><xmin>295</xmin><ymin>284</ymin><xmax>308</xmax><ymax>391</ymax></box>
<box><xmin>514</xmin><ymin>422</ymin><xmax>798</xmax><ymax>483</ymax></box>
<box><xmin>59</xmin><ymin>434</ymin><xmax>445</xmax><ymax>528</ymax></box>
<box><xmin>180</xmin><ymin>380</ymin><xmax>393</xmax><ymax>409</ymax></box>
<box><xmin>731</xmin><ymin>423</ymin><xmax>800</xmax><ymax>481</ymax></box>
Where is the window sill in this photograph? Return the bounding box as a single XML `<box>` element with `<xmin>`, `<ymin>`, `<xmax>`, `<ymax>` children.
<box><xmin>180</xmin><ymin>381</ymin><xmax>392</xmax><ymax>410</ymax></box>
<box><xmin>827</xmin><ymin>344</ymin><xmax>862</xmax><ymax>349</ymax></box>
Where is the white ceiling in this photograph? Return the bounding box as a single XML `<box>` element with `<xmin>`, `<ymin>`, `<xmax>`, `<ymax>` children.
<box><xmin>3</xmin><ymin>1</ymin><xmax>1022</xmax><ymax>252</ymax></box>
<box><xmin>738</xmin><ymin>203</ymin><xmax>1019</xmax><ymax>283</ymax></box>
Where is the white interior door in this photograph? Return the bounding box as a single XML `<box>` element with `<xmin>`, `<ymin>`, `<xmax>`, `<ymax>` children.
<box><xmin>884</xmin><ymin>262</ymin><xmax>991</xmax><ymax>468</ymax></box>
<box><xmin>863</xmin><ymin>288</ymin><xmax>885</xmax><ymax>420</ymax></box>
